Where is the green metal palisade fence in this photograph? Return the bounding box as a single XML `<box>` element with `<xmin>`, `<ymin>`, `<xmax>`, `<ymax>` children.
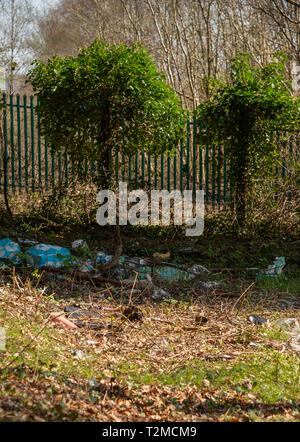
<box><xmin>0</xmin><ymin>94</ymin><xmax>299</xmax><ymax>206</ymax></box>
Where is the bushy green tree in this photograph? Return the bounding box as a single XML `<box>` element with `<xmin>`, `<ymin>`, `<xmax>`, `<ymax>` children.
<box><xmin>27</xmin><ymin>39</ymin><xmax>186</xmax><ymax>188</ymax></box>
<box><xmin>196</xmin><ymin>53</ymin><xmax>300</xmax><ymax>225</ymax></box>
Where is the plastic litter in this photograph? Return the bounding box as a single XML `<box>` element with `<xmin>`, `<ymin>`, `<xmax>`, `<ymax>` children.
<box><xmin>49</xmin><ymin>312</ymin><xmax>78</xmax><ymax>329</ymax></box>
<box><xmin>290</xmin><ymin>334</ymin><xmax>300</xmax><ymax>353</ymax></box>
<box><xmin>71</xmin><ymin>349</ymin><xmax>85</xmax><ymax>360</ymax></box>
<box><xmin>206</xmin><ymin>354</ymin><xmax>233</xmax><ymax>360</ymax></box>
<box><xmin>248</xmin><ymin>315</ymin><xmax>269</xmax><ymax>325</ymax></box>
<box><xmin>64</xmin><ymin>305</ymin><xmax>102</xmax><ymax>320</ymax></box>
<box><xmin>71</xmin><ymin>239</ymin><xmax>89</xmax><ymax>250</ymax></box>
<box><xmin>154</xmin><ymin>263</ymin><xmax>210</xmax><ymax>281</ymax></box>
<box><xmin>278</xmin><ymin>301</ymin><xmax>298</xmax><ymax>309</ymax></box>
<box><xmin>64</xmin><ymin>305</ymin><xmax>104</xmax><ymax>330</ymax></box>
<box><xmin>190</xmin><ymin>264</ymin><xmax>210</xmax><ymax>275</ymax></box>
<box><xmin>25</xmin><ymin>244</ymin><xmax>72</xmax><ymax>268</ymax></box>
<box><xmin>152</xmin><ymin>288</ymin><xmax>170</xmax><ymax>300</ymax></box>
<box><xmin>257</xmin><ymin>257</ymin><xmax>285</xmax><ymax>279</ymax></box>
<box><xmin>121</xmin><ymin>256</ymin><xmax>152</xmax><ymax>280</ymax></box>
<box><xmin>18</xmin><ymin>238</ymin><xmax>39</xmax><ymax>246</ymax></box>
<box><xmin>199</xmin><ymin>281</ymin><xmax>221</xmax><ymax>292</ymax></box>
<box><xmin>274</xmin><ymin>318</ymin><xmax>300</xmax><ymax>331</ymax></box>
<box><xmin>96</xmin><ymin>252</ymin><xmax>114</xmax><ymax>264</ymax></box>
<box><xmin>155</xmin><ymin>265</ymin><xmax>192</xmax><ymax>281</ymax></box>
<box><xmin>0</xmin><ymin>327</ymin><xmax>6</xmax><ymax>351</ymax></box>
<box><xmin>87</xmin><ymin>379</ymin><xmax>100</xmax><ymax>391</ymax></box>
<box><xmin>249</xmin><ymin>342</ymin><xmax>263</xmax><ymax>348</ymax></box>
<box><xmin>0</xmin><ymin>238</ymin><xmax>22</xmax><ymax>267</ymax></box>
<box><xmin>79</xmin><ymin>260</ymin><xmax>95</xmax><ymax>273</ymax></box>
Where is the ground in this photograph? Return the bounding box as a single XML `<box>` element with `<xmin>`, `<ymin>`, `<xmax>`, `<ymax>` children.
<box><xmin>0</xmin><ymin>213</ymin><xmax>299</xmax><ymax>422</ymax></box>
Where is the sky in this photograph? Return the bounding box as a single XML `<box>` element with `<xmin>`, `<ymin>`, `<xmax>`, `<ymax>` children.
<box><xmin>31</xmin><ymin>0</ymin><xmax>60</xmax><ymax>13</ymax></box>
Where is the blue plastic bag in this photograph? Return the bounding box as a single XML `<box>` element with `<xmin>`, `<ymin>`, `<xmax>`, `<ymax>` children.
<box><xmin>25</xmin><ymin>244</ymin><xmax>72</xmax><ymax>268</ymax></box>
<box><xmin>0</xmin><ymin>238</ymin><xmax>21</xmax><ymax>267</ymax></box>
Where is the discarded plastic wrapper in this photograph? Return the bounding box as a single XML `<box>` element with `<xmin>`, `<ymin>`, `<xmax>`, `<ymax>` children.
<box><xmin>25</xmin><ymin>244</ymin><xmax>72</xmax><ymax>268</ymax></box>
<box><xmin>119</xmin><ymin>256</ymin><xmax>151</xmax><ymax>280</ymax></box>
<box><xmin>154</xmin><ymin>263</ymin><xmax>210</xmax><ymax>281</ymax></box>
<box><xmin>96</xmin><ymin>252</ymin><xmax>114</xmax><ymax>264</ymax></box>
<box><xmin>279</xmin><ymin>301</ymin><xmax>298</xmax><ymax>309</ymax></box>
<box><xmin>274</xmin><ymin>318</ymin><xmax>299</xmax><ymax>331</ymax></box>
<box><xmin>0</xmin><ymin>238</ymin><xmax>22</xmax><ymax>267</ymax></box>
<box><xmin>18</xmin><ymin>238</ymin><xmax>39</xmax><ymax>246</ymax></box>
<box><xmin>248</xmin><ymin>315</ymin><xmax>269</xmax><ymax>325</ymax></box>
<box><xmin>290</xmin><ymin>334</ymin><xmax>300</xmax><ymax>353</ymax></box>
<box><xmin>71</xmin><ymin>349</ymin><xmax>85</xmax><ymax>360</ymax></box>
<box><xmin>190</xmin><ymin>264</ymin><xmax>210</xmax><ymax>274</ymax></box>
<box><xmin>199</xmin><ymin>281</ymin><xmax>221</xmax><ymax>292</ymax></box>
<box><xmin>153</xmin><ymin>288</ymin><xmax>170</xmax><ymax>300</ymax></box>
<box><xmin>257</xmin><ymin>257</ymin><xmax>285</xmax><ymax>279</ymax></box>
<box><xmin>155</xmin><ymin>265</ymin><xmax>194</xmax><ymax>281</ymax></box>
<box><xmin>49</xmin><ymin>312</ymin><xmax>78</xmax><ymax>329</ymax></box>
<box><xmin>79</xmin><ymin>260</ymin><xmax>95</xmax><ymax>273</ymax></box>
<box><xmin>103</xmin><ymin>254</ymin><xmax>209</xmax><ymax>282</ymax></box>
<box><xmin>71</xmin><ymin>239</ymin><xmax>89</xmax><ymax>250</ymax></box>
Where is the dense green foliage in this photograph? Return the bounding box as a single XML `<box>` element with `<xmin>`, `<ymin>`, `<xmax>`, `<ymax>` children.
<box><xmin>27</xmin><ymin>39</ymin><xmax>186</xmax><ymax>186</ymax></box>
<box><xmin>196</xmin><ymin>53</ymin><xmax>300</xmax><ymax>224</ymax></box>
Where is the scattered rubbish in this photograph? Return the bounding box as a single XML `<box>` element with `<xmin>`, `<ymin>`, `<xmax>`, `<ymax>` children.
<box><xmin>195</xmin><ymin>315</ymin><xmax>208</xmax><ymax>325</ymax></box>
<box><xmin>18</xmin><ymin>238</ymin><xmax>39</xmax><ymax>246</ymax></box>
<box><xmin>64</xmin><ymin>305</ymin><xmax>104</xmax><ymax>330</ymax></box>
<box><xmin>278</xmin><ymin>301</ymin><xmax>299</xmax><ymax>309</ymax></box>
<box><xmin>122</xmin><ymin>289</ymin><xmax>141</xmax><ymax>296</ymax></box>
<box><xmin>274</xmin><ymin>318</ymin><xmax>299</xmax><ymax>331</ymax></box>
<box><xmin>64</xmin><ymin>305</ymin><xmax>102</xmax><ymax>320</ymax></box>
<box><xmin>290</xmin><ymin>334</ymin><xmax>300</xmax><ymax>353</ymax></box>
<box><xmin>153</xmin><ymin>252</ymin><xmax>171</xmax><ymax>261</ymax></box>
<box><xmin>257</xmin><ymin>257</ymin><xmax>285</xmax><ymax>279</ymax></box>
<box><xmin>249</xmin><ymin>342</ymin><xmax>263</xmax><ymax>348</ymax></box>
<box><xmin>71</xmin><ymin>349</ymin><xmax>85</xmax><ymax>360</ymax></box>
<box><xmin>199</xmin><ymin>281</ymin><xmax>222</xmax><ymax>292</ymax></box>
<box><xmin>152</xmin><ymin>288</ymin><xmax>170</xmax><ymax>300</ymax></box>
<box><xmin>121</xmin><ymin>256</ymin><xmax>152</xmax><ymax>280</ymax></box>
<box><xmin>122</xmin><ymin>276</ymin><xmax>153</xmax><ymax>295</ymax></box>
<box><xmin>79</xmin><ymin>260</ymin><xmax>95</xmax><ymax>273</ymax></box>
<box><xmin>155</xmin><ymin>265</ymin><xmax>190</xmax><ymax>281</ymax></box>
<box><xmin>190</xmin><ymin>264</ymin><xmax>210</xmax><ymax>275</ymax></box>
<box><xmin>26</xmin><ymin>244</ymin><xmax>72</xmax><ymax>269</ymax></box>
<box><xmin>206</xmin><ymin>354</ymin><xmax>233</xmax><ymax>360</ymax></box>
<box><xmin>153</xmin><ymin>262</ymin><xmax>210</xmax><ymax>282</ymax></box>
<box><xmin>49</xmin><ymin>312</ymin><xmax>78</xmax><ymax>330</ymax></box>
<box><xmin>248</xmin><ymin>315</ymin><xmax>269</xmax><ymax>325</ymax></box>
<box><xmin>96</xmin><ymin>252</ymin><xmax>114</xmax><ymax>264</ymax></box>
<box><xmin>0</xmin><ymin>238</ymin><xmax>22</xmax><ymax>267</ymax></box>
<box><xmin>71</xmin><ymin>240</ymin><xmax>89</xmax><ymax>250</ymax></box>
<box><xmin>87</xmin><ymin>379</ymin><xmax>100</xmax><ymax>391</ymax></box>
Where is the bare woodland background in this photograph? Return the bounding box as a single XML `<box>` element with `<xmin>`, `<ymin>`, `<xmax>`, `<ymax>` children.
<box><xmin>0</xmin><ymin>0</ymin><xmax>299</xmax><ymax>108</ymax></box>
